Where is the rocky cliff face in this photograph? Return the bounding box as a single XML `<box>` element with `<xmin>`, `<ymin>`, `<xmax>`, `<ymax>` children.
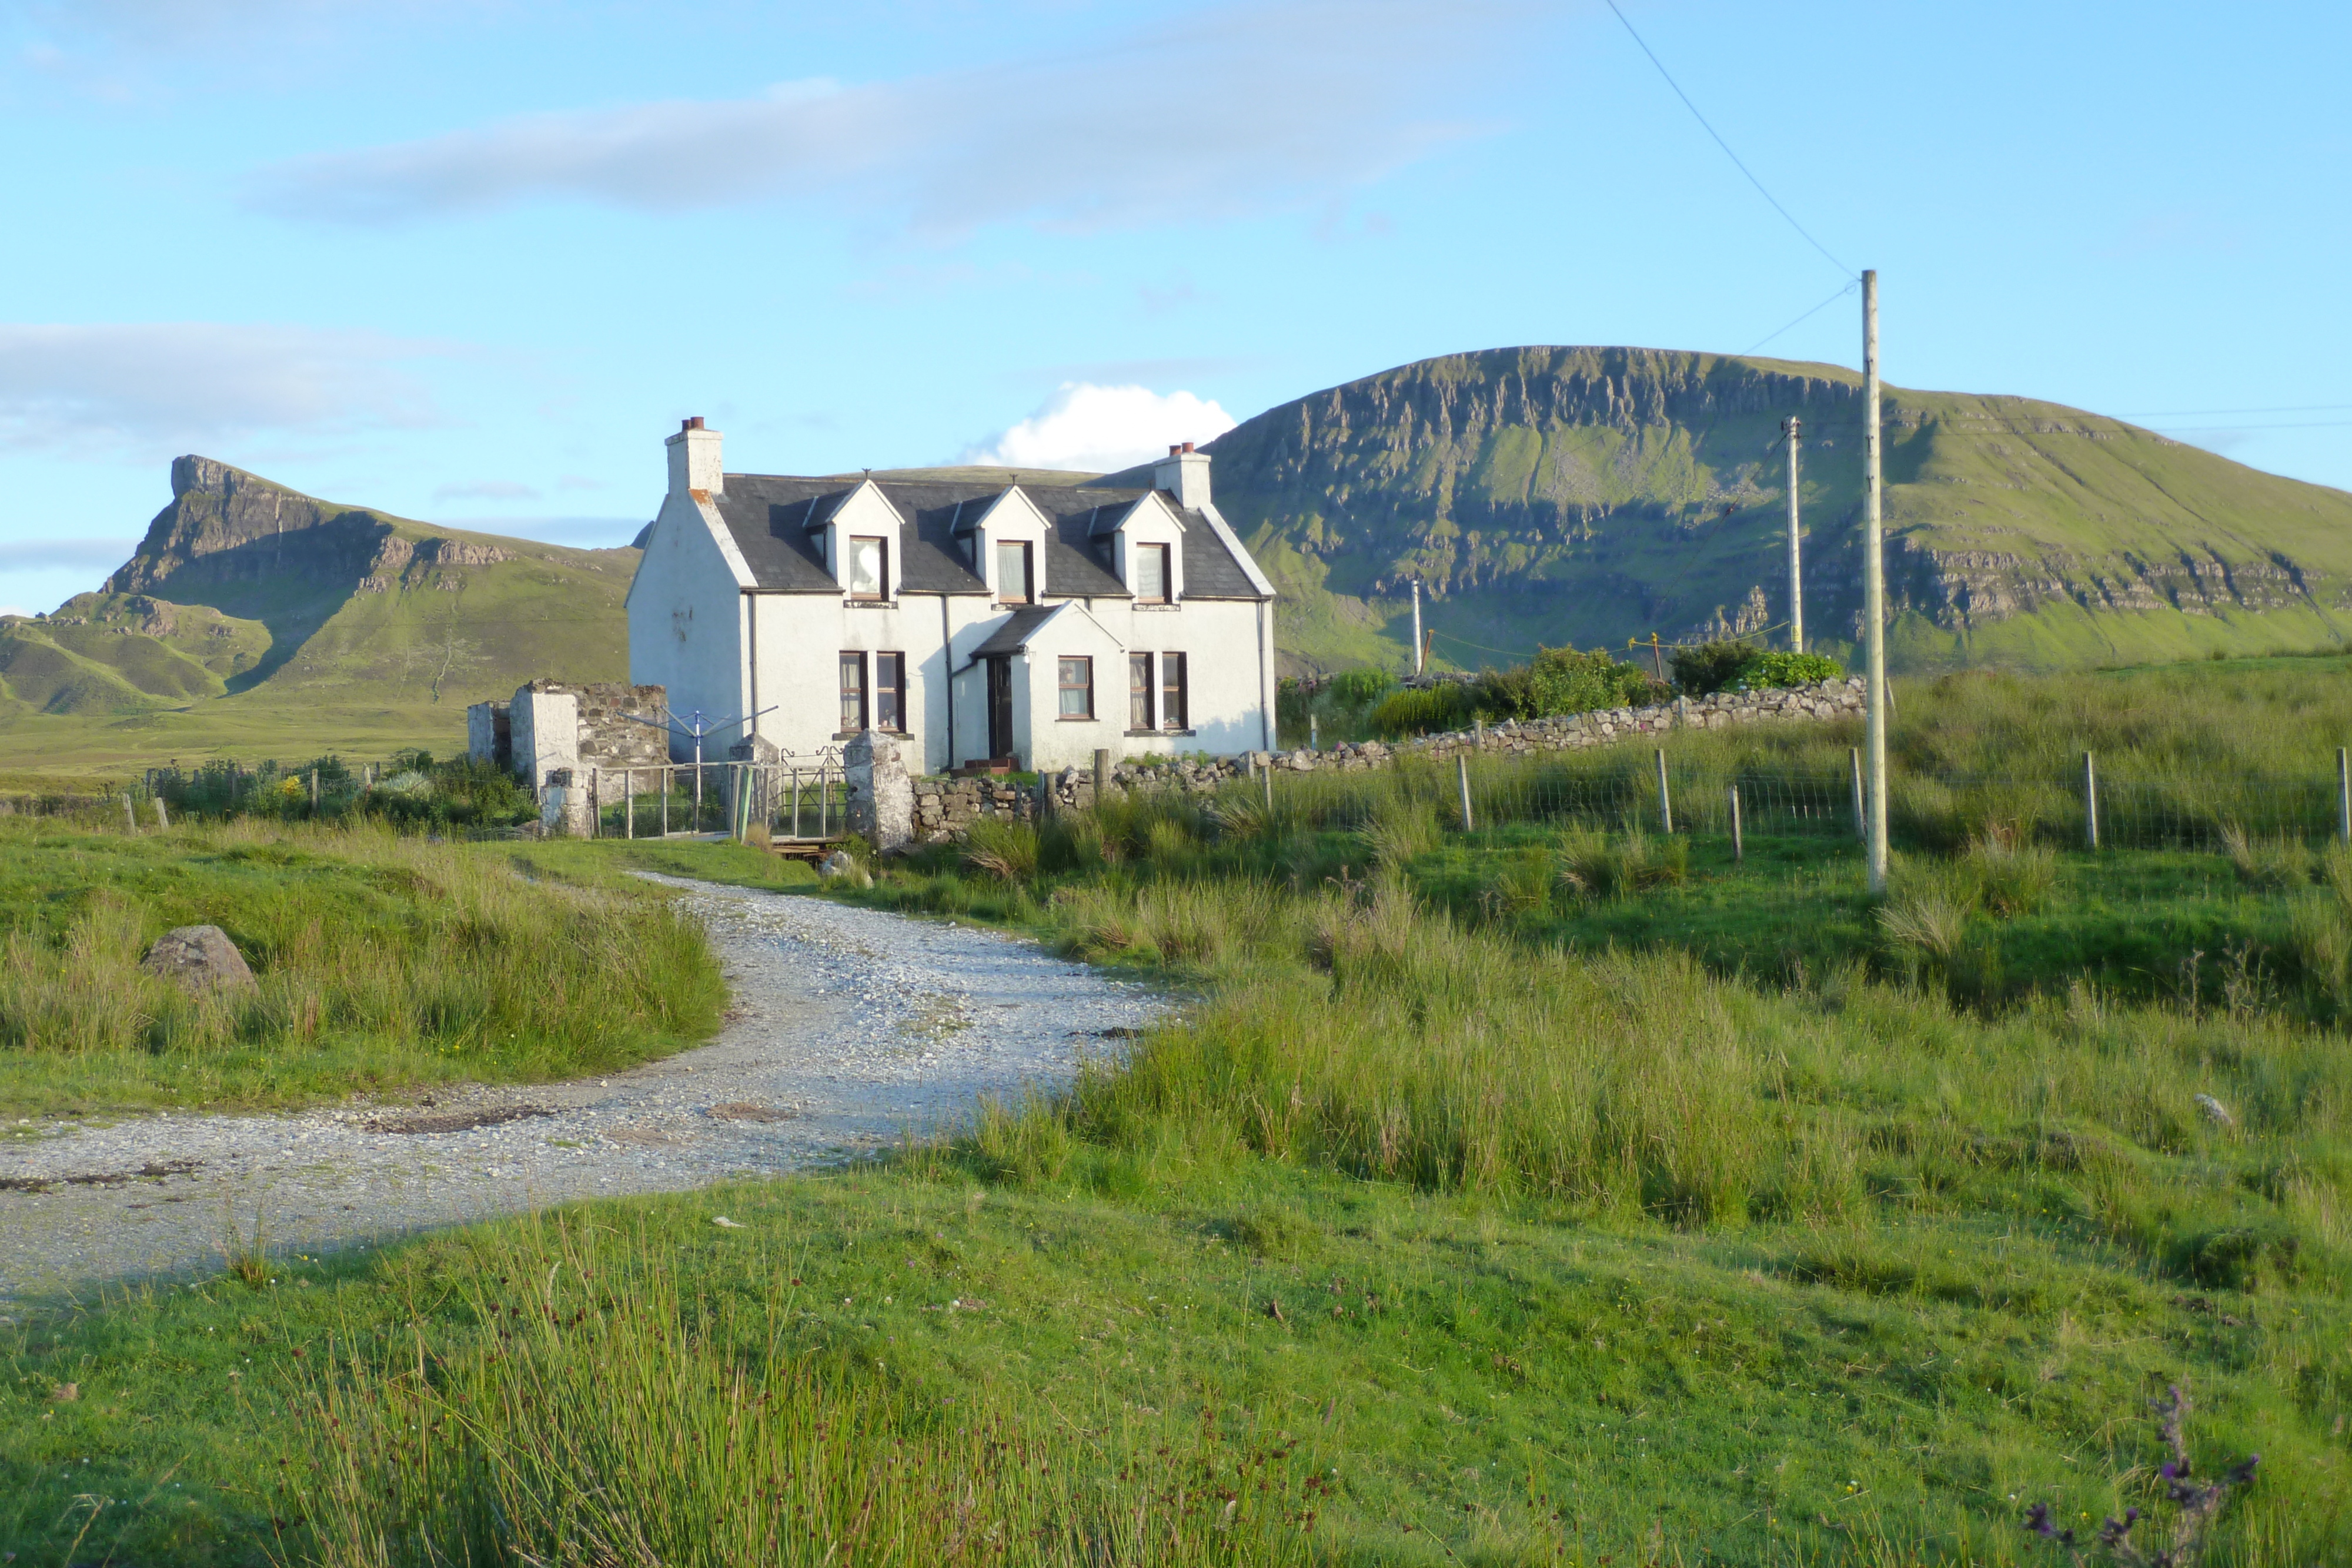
<box><xmin>1201</xmin><ymin>348</ymin><xmax>2352</xmax><ymax>670</ymax></box>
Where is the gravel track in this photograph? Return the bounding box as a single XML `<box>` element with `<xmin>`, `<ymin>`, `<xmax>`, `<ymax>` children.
<box><xmin>0</xmin><ymin>877</ymin><xmax>1160</xmax><ymax>1305</ymax></box>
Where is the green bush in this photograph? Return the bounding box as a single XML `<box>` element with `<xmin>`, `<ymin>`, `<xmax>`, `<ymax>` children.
<box><xmin>1731</xmin><ymin>650</ymin><xmax>1845</xmax><ymax>691</ymax></box>
<box><xmin>1327</xmin><ymin>666</ymin><xmax>1397</xmax><ymax>708</ymax></box>
<box><xmin>1475</xmin><ymin>646</ymin><xmax>1661</xmax><ymax>721</ymax></box>
<box><xmin>1668</xmin><ymin>640</ymin><xmax>1759</xmax><ymax>695</ymax></box>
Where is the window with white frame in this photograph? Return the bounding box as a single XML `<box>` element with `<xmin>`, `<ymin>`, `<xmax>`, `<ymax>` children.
<box><xmin>847</xmin><ymin>535</ymin><xmax>887</xmax><ymax>600</ymax></box>
<box><xmin>1161</xmin><ymin>652</ymin><xmax>1188</xmax><ymax>731</ymax></box>
<box><xmin>1129</xmin><ymin>653</ymin><xmax>1153</xmax><ymax>730</ymax></box>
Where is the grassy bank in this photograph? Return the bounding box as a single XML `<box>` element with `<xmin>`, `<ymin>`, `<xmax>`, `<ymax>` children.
<box><xmin>0</xmin><ymin>818</ymin><xmax>725</xmax><ymax>1117</ymax></box>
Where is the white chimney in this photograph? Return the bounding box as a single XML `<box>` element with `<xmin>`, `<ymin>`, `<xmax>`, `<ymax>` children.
<box><xmin>1152</xmin><ymin>440</ymin><xmax>1211</xmax><ymax>510</ymax></box>
<box><xmin>665</xmin><ymin>416</ymin><xmax>724</xmax><ymax>497</ymax></box>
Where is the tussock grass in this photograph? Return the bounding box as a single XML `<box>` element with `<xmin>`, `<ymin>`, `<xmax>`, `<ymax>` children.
<box><xmin>301</xmin><ymin>1218</ymin><xmax>1313</xmax><ymax>1568</ymax></box>
<box><xmin>0</xmin><ymin>817</ymin><xmax>723</xmax><ymax>1115</ymax></box>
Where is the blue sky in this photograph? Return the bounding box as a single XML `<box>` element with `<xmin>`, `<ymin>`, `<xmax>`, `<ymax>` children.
<box><xmin>4</xmin><ymin>0</ymin><xmax>2347</xmax><ymax>616</ymax></box>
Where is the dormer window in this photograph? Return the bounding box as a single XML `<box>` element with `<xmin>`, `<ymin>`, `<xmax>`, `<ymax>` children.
<box><xmin>1133</xmin><ymin>542</ymin><xmax>1170</xmax><ymax>604</ymax></box>
<box><xmin>996</xmin><ymin>540</ymin><xmax>1033</xmax><ymax>604</ymax></box>
<box><xmin>847</xmin><ymin>535</ymin><xmax>888</xmax><ymax>600</ymax></box>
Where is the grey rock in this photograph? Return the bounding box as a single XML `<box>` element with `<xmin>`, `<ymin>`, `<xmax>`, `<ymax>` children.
<box><xmin>139</xmin><ymin>925</ymin><xmax>256</xmax><ymax>992</ymax></box>
<box><xmin>817</xmin><ymin>849</ymin><xmax>873</xmax><ymax>888</ymax></box>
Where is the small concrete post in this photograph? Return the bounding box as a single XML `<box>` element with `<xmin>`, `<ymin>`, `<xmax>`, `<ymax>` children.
<box><xmin>1729</xmin><ymin>783</ymin><xmax>1743</xmax><ymax>862</ymax></box>
<box><xmin>154</xmin><ymin>795</ymin><xmax>169</xmax><ymax>830</ymax></box>
<box><xmin>2084</xmin><ymin>751</ymin><xmax>2100</xmax><ymax>850</ymax></box>
<box><xmin>1655</xmin><ymin>749</ymin><xmax>1673</xmax><ymax>834</ymax></box>
<box><xmin>308</xmin><ymin>770</ymin><xmax>319</xmax><ymax>813</ymax></box>
<box><xmin>1309</xmin><ymin>713</ymin><xmax>1319</xmax><ymax>752</ymax></box>
<box><xmin>1456</xmin><ymin>753</ymin><xmax>1474</xmax><ymax>833</ymax></box>
<box><xmin>122</xmin><ymin>792</ymin><xmax>138</xmax><ymax>834</ymax></box>
<box><xmin>1094</xmin><ymin>747</ymin><xmax>1110</xmax><ymax>808</ymax></box>
<box><xmin>1261</xmin><ymin>755</ymin><xmax>1274</xmax><ymax>811</ymax></box>
<box><xmin>1850</xmin><ymin>747</ymin><xmax>1867</xmax><ymax>843</ymax></box>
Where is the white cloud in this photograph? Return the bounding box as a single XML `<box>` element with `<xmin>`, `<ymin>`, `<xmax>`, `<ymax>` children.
<box><xmin>959</xmin><ymin>384</ymin><xmax>1236</xmax><ymax>474</ymax></box>
<box><xmin>246</xmin><ymin>1</ymin><xmax>1525</xmax><ymax>235</ymax></box>
<box><xmin>0</xmin><ymin>322</ymin><xmax>460</xmax><ymax>450</ymax></box>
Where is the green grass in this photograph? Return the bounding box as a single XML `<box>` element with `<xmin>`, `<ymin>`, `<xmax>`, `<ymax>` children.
<box><xmin>0</xmin><ymin>818</ymin><xmax>726</xmax><ymax>1117</ymax></box>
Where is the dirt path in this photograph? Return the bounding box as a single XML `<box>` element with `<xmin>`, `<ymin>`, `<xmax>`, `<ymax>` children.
<box><xmin>0</xmin><ymin>877</ymin><xmax>1160</xmax><ymax>1305</ymax></box>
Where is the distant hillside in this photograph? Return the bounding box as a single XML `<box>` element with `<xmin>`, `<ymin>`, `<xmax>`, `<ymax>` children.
<box><xmin>1</xmin><ymin>456</ymin><xmax>638</xmax><ymax>771</ymax></box>
<box><xmin>1202</xmin><ymin>347</ymin><xmax>2352</xmax><ymax>674</ymax></box>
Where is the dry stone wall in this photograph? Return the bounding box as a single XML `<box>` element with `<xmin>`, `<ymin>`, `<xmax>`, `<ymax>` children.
<box><xmin>901</xmin><ymin>678</ymin><xmax>1865</xmax><ymax>839</ymax></box>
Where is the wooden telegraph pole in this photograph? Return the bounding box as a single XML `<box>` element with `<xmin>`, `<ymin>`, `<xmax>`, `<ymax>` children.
<box><xmin>1861</xmin><ymin>270</ymin><xmax>1889</xmax><ymax>895</ymax></box>
<box><xmin>1782</xmin><ymin>415</ymin><xmax>1804</xmax><ymax>653</ymax></box>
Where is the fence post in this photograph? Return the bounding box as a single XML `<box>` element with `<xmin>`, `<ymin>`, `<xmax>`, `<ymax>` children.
<box><xmin>1094</xmin><ymin>747</ymin><xmax>1110</xmax><ymax>808</ymax></box>
<box><xmin>308</xmin><ymin>770</ymin><xmax>319</xmax><ymax>814</ymax></box>
<box><xmin>1655</xmin><ymin>749</ymin><xmax>1673</xmax><ymax>834</ymax></box>
<box><xmin>121</xmin><ymin>792</ymin><xmax>138</xmax><ymax>835</ymax></box>
<box><xmin>1850</xmin><ymin>747</ymin><xmax>1866</xmax><ymax>842</ymax></box>
<box><xmin>1310</xmin><ymin>713</ymin><xmax>1319</xmax><ymax>752</ymax></box>
<box><xmin>2084</xmin><ymin>751</ymin><xmax>2100</xmax><ymax>851</ymax></box>
<box><xmin>589</xmin><ymin>767</ymin><xmax>600</xmax><ymax>840</ymax></box>
<box><xmin>1451</xmin><ymin>752</ymin><xmax>1472</xmax><ymax>832</ymax></box>
<box><xmin>2338</xmin><ymin>747</ymin><xmax>2348</xmax><ymax>845</ymax></box>
<box><xmin>1262</xmin><ymin>755</ymin><xmax>1275</xmax><ymax>812</ymax></box>
<box><xmin>1729</xmin><ymin>784</ymin><xmax>1743</xmax><ymax>862</ymax></box>
<box><xmin>624</xmin><ymin>768</ymin><xmax>634</xmax><ymax>840</ymax></box>
<box><xmin>154</xmin><ymin>795</ymin><xmax>169</xmax><ymax>831</ymax></box>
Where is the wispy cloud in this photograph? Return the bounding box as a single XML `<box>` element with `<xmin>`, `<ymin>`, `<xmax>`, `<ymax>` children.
<box><xmin>0</xmin><ymin>322</ymin><xmax>463</xmax><ymax>450</ymax></box>
<box><xmin>246</xmin><ymin>1</ymin><xmax>1524</xmax><ymax>236</ymax></box>
<box><xmin>958</xmin><ymin>383</ymin><xmax>1236</xmax><ymax>473</ymax></box>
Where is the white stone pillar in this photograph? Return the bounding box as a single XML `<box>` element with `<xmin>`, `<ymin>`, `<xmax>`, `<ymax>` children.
<box><xmin>845</xmin><ymin>730</ymin><xmax>913</xmax><ymax>855</ymax></box>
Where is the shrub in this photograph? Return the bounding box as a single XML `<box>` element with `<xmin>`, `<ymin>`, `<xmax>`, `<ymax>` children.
<box><xmin>960</xmin><ymin>817</ymin><xmax>1039</xmax><ymax>884</ymax></box>
<box><xmin>1327</xmin><ymin>666</ymin><xmax>1398</xmax><ymax>709</ymax></box>
<box><xmin>1669</xmin><ymin>640</ymin><xmax>1759</xmax><ymax>696</ymax></box>
<box><xmin>1730</xmin><ymin>651</ymin><xmax>1845</xmax><ymax>691</ymax></box>
<box><xmin>1474</xmin><ymin>646</ymin><xmax>1661</xmax><ymax>721</ymax></box>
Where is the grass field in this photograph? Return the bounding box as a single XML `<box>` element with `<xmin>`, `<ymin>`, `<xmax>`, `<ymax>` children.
<box><xmin>0</xmin><ymin>818</ymin><xmax>726</xmax><ymax>1118</ymax></box>
<box><xmin>11</xmin><ymin>647</ymin><xmax>2352</xmax><ymax>1562</ymax></box>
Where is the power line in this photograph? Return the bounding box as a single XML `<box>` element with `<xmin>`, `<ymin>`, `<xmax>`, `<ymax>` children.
<box><xmin>1603</xmin><ymin>0</ymin><xmax>1853</xmax><ymax>278</ymax></box>
<box><xmin>1742</xmin><ymin>280</ymin><xmax>1859</xmax><ymax>356</ymax></box>
<box><xmin>2119</xmin><ymin>402</ymin><xmax>2352</xmax><ymax>418</ymax></box>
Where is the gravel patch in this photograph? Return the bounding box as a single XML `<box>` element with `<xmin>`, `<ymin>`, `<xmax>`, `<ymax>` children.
<box><xmin>0</xmin><ymin>877</ymin><xmax>1162</xmax><ymax>1305</ymax></box>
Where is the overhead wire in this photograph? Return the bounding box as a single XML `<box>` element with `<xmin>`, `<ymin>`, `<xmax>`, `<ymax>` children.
<box><xmin>1603</xmin><ymin>0</ymin><xmax>1853</xmax><ymax>280</ymax></box>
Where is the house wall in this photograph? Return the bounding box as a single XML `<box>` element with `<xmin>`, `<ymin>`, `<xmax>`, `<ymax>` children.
<box><xmin>626</xmin><ymin>490</ymin><xmax>750</xmax><ymax>762</ymax></box>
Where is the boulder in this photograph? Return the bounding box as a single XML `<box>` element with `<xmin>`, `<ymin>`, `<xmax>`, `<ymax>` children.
<box><xmin>817</xmin><ymin>849</ymin><xmax>873</xmax><ymax>888</ymax></box>
<box><xmin>141</xmin><ymin>925</ymin><xmax>256</xmax><ymax>992</ymax></box>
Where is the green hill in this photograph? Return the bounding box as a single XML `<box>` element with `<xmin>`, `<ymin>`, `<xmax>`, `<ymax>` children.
<box><xmin>1201</xmin><ymin>347</ymin><xmax>2352</xmax><ymax>674</ymax></box>
<box><xmin>2</xmin><ymin>456</ymin><xmax>638</xmax><ymax>775</ymax></box>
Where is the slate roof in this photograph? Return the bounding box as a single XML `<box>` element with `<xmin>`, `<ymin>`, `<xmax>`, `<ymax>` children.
<box><xmin>703</xmin><ymin>476</ymin><xmax>1268</xmax><ymax>600</ymax></box>
<box><xmin>965</xmin><ymin>605</ymin><xmax>1060</xmax><ymax>658</ymax></box>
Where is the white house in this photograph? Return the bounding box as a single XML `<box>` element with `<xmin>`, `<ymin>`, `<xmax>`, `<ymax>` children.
<box><xmin>624</xmin><ymin>419</ymin><xmax>1278</xmax><ymax>774</ymax></box>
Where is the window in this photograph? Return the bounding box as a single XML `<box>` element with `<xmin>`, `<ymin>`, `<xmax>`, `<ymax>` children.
<box><xmin>1133</xmin><ymin>541</ymin><xmax>1170</xmax><ymax>603</ymax></box>
<box><xmin>1058</xmin><ymin>656</ymin><xmax>1093</xmax><ymax>720</ymax></box>
<box><xmin>995</xmin><ymin>540</ymin><xmax>1033</xmax><ymax>604</ymax></box>
<box><xmin>847</xmin><ymin>535</ymin><xmax>887</xmax><ymax>600</ymax></box>
<box><xmin>874</xmin><ymin>651</ymin><xmax>906</xmax><ymax>732</ymax></box>
<box><xmin>1129</xmin><ymin>653</ymin><xmax>1154</xmax><ymax>730</ymax></box>
<box><xmin>1161</xmin><ymin>652</ymin><xmax>1188</xmax><ymax>731</ymax></box>
<box><xmin>838</xmin><ymin>651</ymin><xmax>867</xmax><ymax>732</ymax></box>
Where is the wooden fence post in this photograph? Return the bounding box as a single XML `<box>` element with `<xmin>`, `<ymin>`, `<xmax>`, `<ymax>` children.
<box><xmin>121</xmin><ymin>792</ymin><xmax>138</xmax><ymax>835</ymax></box>
<box><xmin>624</xmin><ymin>768</ymin><xmax>634</xmax><ymax>840</ymax></box>
<box><xmin>1655</xmin><ymin>749</ymin><xmax>1673</xmax><ymax>834</ymax></box>
<box><xmin>2084</xmin><ymin>751</ymin><xmax>2100</xmax><ymax>851</ymax></box>
<box><xmin>154</xmin><ymin>796</ymin><xmax>169</xmax><ymax>831</ymax></box>
<box><xmin>1456</xmin><ymin>753</ymin><xmax>1474</xmax><ymax>833</ymax></box>
<box><xmin>1094</xmin><ymin>747</ymin><xmax>1110</xmax><ymax>807</ymax></box>
<box><xmin>2338</xmin><ymin>747</ymin><xmax>2348</xmax><ymax>845</ymax></box>
<box><xmin>1729</xmin><ymin>784</ymin><xmax>1743</xmax><ymax>862</ymax></box>
<box><xmin>1850</xmin><ymin>747</ymin><xmax>1866</xmax><ymax>842</ymax></box>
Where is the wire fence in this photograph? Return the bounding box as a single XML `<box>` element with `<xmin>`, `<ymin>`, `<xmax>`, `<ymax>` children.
<box><xmin>1245</xmin><ymin>747</ymin><xmax>2352</xmax><ymax>855</ymax></box>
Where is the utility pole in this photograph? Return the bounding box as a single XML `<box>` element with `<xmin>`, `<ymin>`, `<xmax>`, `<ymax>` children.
<box><xmin>1862</xmin><ymin>269</ymin><xmax>1889</xmax><ymax>895</ymax></box>
<box><xmin>1782</xmin><ymin>415</ymin><xmax>1805</xmax><ymax>653</ymax></box>
<box><xmin>1410</xmin><ymin>580</ymin><xmax>1425</xmax><ymax>676</ymax></box>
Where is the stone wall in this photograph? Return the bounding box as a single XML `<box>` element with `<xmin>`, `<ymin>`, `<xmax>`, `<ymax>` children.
<box><xmin>468</xmin><ymin>680</ymin><xmax>669</xmax><ymax>774</ymax></box>
<box><xmin>907</xmin><ymin>678</ymin><xmax>1866</xmax><ymax>837</ymax></box>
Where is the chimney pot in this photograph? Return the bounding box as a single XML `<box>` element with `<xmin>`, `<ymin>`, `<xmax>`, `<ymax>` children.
<box><xmin>682</xmin><ymin>416</ymin><xmax>706</xmax><ymax>432</ymax></box>
<box><xmin>1168</xmin><ymin>444</ymin><xmax>1182</xmax><ymax>457</ymax></box>
<box><xmin>1181</xmin><ymin>441</ymin><xmax>1195</xmax><ymax>454</ymax></box>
